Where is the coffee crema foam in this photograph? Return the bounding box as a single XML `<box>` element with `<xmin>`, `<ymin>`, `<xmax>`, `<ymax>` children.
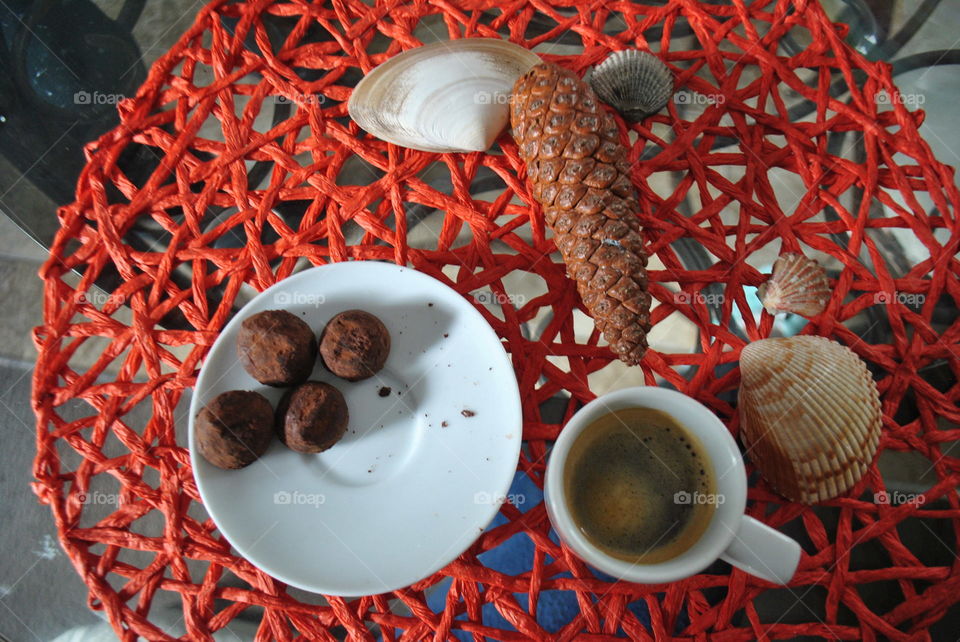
<box><xmin>564</xmin><ymin>407</ymin><xmax>716</xmax><ymax>564</ymax></box>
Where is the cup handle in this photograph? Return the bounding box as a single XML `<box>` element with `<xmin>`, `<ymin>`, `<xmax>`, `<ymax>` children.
<box><xmin>720</xmin><ymin>515</ymin><xmax>801</xmax><ymax>584</ymax></box>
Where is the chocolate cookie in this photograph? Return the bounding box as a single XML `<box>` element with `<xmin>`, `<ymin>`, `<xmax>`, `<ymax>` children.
<box><xmin>237</xmin><ymin>310</ymin><xmax>316</xmax><ymax>386</ymax></box>
<box><xmin>195</xmin><ymin>390</ymin><xmax>274</xmax><ymax>469</ymax></box>
<box><xmin>319</xmin><ymin>310</ymin><xmax>390</xmax><ymax>381</ymax></box>
<box><xmin>275</xmin><ymin>381</ymin><xmax>349</xmax><ymax>453</ymax></box>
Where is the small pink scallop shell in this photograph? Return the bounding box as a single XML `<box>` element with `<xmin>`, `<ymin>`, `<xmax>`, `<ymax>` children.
<box><xmin>757</xmin><ymin>253</ymin><xmax>830</xmax><ymax>317</ymax></box>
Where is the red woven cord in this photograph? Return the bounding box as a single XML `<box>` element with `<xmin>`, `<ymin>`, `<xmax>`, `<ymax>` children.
<box><xmin>31</xmin><ymin>0</ymin><xmax>960</xmax><ymax>639</ymax></box>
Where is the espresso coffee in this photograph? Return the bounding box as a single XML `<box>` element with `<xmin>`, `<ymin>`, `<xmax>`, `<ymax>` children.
<box><xmin>563</xmin><ymin>407</ymin><xmax>716</xmax><ymax>564</ymax></box>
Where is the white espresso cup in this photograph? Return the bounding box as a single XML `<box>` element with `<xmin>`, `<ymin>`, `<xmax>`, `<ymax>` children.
<box><xmin>544</xmin><ymin>386</ymin><xmax>801</xmax><ymax>585</ymax></box>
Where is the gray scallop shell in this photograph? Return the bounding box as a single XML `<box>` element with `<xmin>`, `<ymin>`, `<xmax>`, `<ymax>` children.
<box><xmin>588</xmin><ymin>50</ymin><xmax>674</xmax><ymax>121</ymax></box>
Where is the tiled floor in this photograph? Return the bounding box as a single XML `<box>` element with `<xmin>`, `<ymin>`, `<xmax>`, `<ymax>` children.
<box><xmin>0</xmin><ymin>356</ymin><xmax>105</xmax><ymax>642</ymax></box>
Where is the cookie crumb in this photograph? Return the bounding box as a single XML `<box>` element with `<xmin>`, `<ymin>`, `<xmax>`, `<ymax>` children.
<box><xmin>441</xmin><ymin>421</ymin><xmax>449</xmax><ymax>427</ymax></box>
<box><xmin>461</xmin><ymin>409</ymin><xmax>476</xmax><ymax>418</ymax></box>
<box><xmin>378</xmin><ymin>386</ymin><xmax>392</xmax><ymax>397</ymax></box>
<box><xmin>443</xmin><ymin>333</ymin><xmax>449</xmax><ymax>338</ymax></box>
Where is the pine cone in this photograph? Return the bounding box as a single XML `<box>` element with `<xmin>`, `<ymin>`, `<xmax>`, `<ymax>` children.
<box><xmin>510</xmin><ymin>63</ymin><xmax>651</xmax><ymax>365</ymax></box>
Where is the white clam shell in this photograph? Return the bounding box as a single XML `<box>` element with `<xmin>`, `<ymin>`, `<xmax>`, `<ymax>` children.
<box><xmin>739</xmin><ymin>336</ymin><xmax>882</xmax><ymax>504</ymax></box>
<box><xmin>348</xmin><ymin>39</ymin><xmax>541</xmax><ymax>153</ymax></box>
<box><xmin>757</xmin><ymin>253</ymin><xmax>831</xmax><ymax>317</ymax></box>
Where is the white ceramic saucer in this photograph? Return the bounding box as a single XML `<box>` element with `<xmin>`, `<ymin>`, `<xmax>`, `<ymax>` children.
<box><xmin>189</xmin><ymin>261</ymin><xmax>521</xmax><ymax>595</ymax></box>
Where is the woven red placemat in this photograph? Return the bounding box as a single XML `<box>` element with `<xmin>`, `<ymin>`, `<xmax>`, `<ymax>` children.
<box><xmin>31</xmin><ymin>0</ymin><xmax>960</xmax><ymax>639</ymax></box>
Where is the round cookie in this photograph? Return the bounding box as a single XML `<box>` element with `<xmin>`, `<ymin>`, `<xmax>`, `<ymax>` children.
<box><xmin>237</xmin><ymin>310</ymin><xmax>316</xmax><ymax>386</ymax></box>
<box><xmin>275</xmin><ymin>381</ymin><xmax>349</xmax><ymax>453</ymax></box>
<box><xmin>319</xmin><ymin>309</ymin><xmax>390</xmax><ymax>381</ymax></box>
<box><xmin>195</xmin><ymin>390</ymin><xmax>274</xmax><ymax>469</ymax></box>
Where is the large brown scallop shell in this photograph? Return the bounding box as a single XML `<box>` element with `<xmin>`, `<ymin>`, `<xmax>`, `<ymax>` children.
<box><xmin>757</xmin><ymin>253</ymin><xmax>830</xmax><ymax>317</ymax></box>
<box><xmin>739</xmin><ymin>335</ymin><xmax>882</xmax><ymax>504</ymax></box>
